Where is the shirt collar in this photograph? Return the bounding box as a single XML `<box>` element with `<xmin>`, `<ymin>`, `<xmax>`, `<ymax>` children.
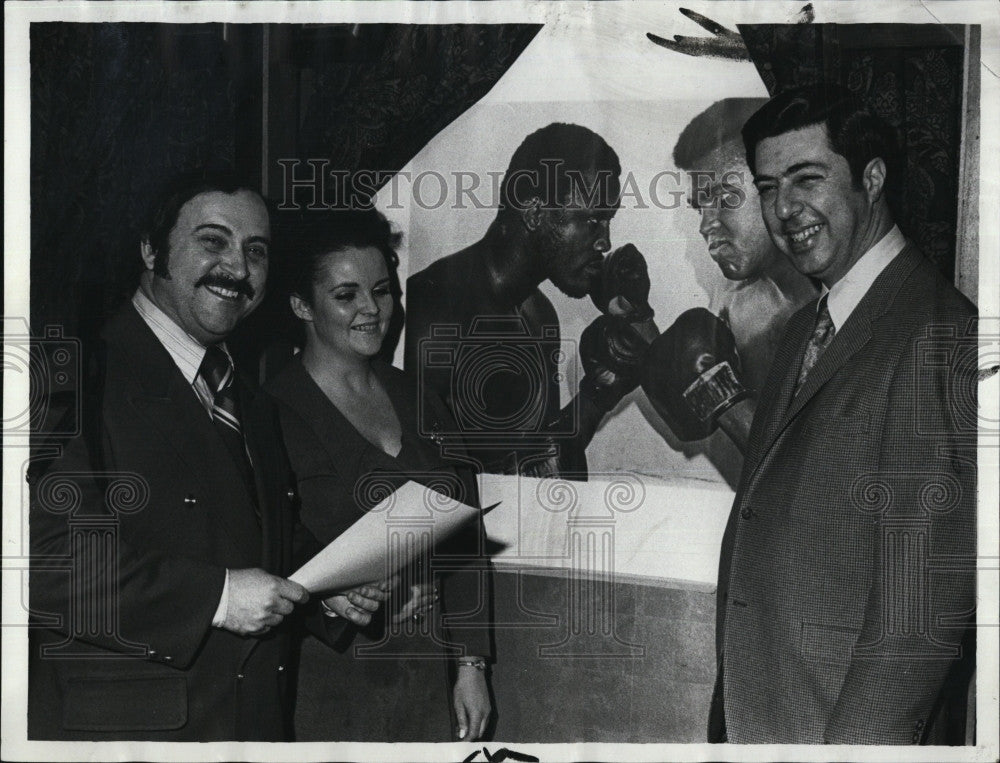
<box><xmin>132</xmin><ymin>287</ymin><xmax>227</xmax><ymax>386</ymax></box>
<box><xmin>822</xmin><ymin>225</ymin><xmax>906</xmax><ymax>331</ymax></box>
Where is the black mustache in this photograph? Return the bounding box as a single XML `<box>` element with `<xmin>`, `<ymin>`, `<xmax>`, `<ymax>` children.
<box><xmin>196</xmin><ymin>274</ymin><xmax>256</xmax><ymax>300</ymax></box>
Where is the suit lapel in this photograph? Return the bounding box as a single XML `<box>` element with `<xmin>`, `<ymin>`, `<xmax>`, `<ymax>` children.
<box><xmin>240</xmin><ymin>379</ymin><xmax>286</xmax><ymax>572</ymax></box>
<box><xmin>239</xmin><ymin>381</ymin><xmax>269</xmax><ymax>509</ymax></box>
<box><xmin>744</xmin><ymin>307</ymin><xmax>813</xmax><ymax>473</ymax></box>
<box><xmin>742</xmin><ymin>244</ymin><xmax>924</xmax><ymax>493</ymax></box>
<box><xmin>110</xmin><ymin>307</ymin><xmax>263</xmax><ymax>559</ymax></box>
<box><xmin>782</xmin><ymin>307</ymin><xmax>873</xmax><ymax>423</ymax></box>
<box><xmin>266</xmin><ymin>359</ymin><xmax>369</xmax><ymax>485</ymax></box>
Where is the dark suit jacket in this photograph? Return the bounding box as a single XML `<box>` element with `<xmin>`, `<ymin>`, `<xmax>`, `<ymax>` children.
<box><xmin>28</xmin><ymin>304</ymin><xmax>319</xmax><ymax>741</ymax></box>
<box><xmin>712</xmin><ymin>245</ymin><xmax>977</xmax><ymax>744</ymax></box>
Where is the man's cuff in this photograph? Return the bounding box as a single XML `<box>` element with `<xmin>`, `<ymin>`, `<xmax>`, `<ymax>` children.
<box><xmin>211</xmin><ymin>569</ymin><xmax>230</xmax><ymax>627</ymax></box>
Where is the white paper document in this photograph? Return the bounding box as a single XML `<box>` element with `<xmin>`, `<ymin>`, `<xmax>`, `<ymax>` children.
<box><xmin>289</xmin><ymin>479</ymin><xmax>492</xmax><ymax>593</ymax></box>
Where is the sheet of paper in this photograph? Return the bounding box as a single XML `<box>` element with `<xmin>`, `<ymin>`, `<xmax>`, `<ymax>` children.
<box><xmin>289</xmin><ymin>479</ymin><xmax>492</xmax><ymax>593</ymax></box>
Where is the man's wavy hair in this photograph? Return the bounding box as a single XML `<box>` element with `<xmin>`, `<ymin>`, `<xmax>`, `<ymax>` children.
<box><xmin>141</xmin><ymin>168</ymin><xmax>266</xmax><ymax>278</ymax></box>
<box><xmin>742</xmin><ymin>83</ymin><xmax>902</xmax><ymax>202</ymax></box>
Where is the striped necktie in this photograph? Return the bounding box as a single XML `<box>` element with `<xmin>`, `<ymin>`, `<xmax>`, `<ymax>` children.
<box><xmin>795</xmin><ymin>294</ymin><xmax>835</xmax><ymax>394</ymax></box>
<box><xmin>200</xmin><ymin>345</ymin><xmax>244</xmax><ymax>443</ymax></box>
<box><xmin>199</xmin><ymin>346</ymin><xmax>258</xmax><ymax>513</ymax></box>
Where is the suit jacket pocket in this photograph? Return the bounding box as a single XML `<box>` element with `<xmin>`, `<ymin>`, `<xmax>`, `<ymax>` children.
<box><xmin>801</xmin><ymin>621</ymin><xmax>861</xmax><ymax>664</ymax></box>
<box><xmin>63</xmin><ymin>675</ymin><xmax>187</xmax><ymax>731</ymax></box>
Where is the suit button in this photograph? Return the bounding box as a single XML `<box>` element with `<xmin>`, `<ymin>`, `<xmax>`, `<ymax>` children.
<box><xmin>740</xmin><ymin>507</ymin><xmax>754</xmax><ymax>519</ymax></box>
<box><xmin>184</xmin><ymin>494</ymin><xmax>197</xmax><ymax>506</ymax></box>
<box><xmin>286</xmin><ymin>489</ymin><xmax>295</xmax><ymax>500</ymax></box>
<box><xmin>149</xmin><ymin>649</ymin><xmax>157</xmax><ymax>657</ymax></box>
<box><xmin>237</xmin><ymin>673</ymin><xmax>244</xmax><ymax>680</ymax></box>
<box><xmin>278</xmin><ymin>665</ymin><xmax>285</xmax><ymax>672</ymax></box>
<box><xmin>164</xmin><ymin>656</ymin><xmax>172</xmax><ymax>662</ymax></box>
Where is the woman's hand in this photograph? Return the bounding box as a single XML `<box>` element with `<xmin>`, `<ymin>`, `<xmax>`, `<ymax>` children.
<box><xmin>453</xmin><ymin>662</ymin><xmax>491</xmax><ymax>741</ymax></box>
<box><xmin>322</xmin><ymin>576</ymin><xmax>397</xmax><ymax>627</ymax></box>
<box><xmin>389</xmin><ymin>581</ymin><xmax>440</xmax><ymax>625</ymax></box>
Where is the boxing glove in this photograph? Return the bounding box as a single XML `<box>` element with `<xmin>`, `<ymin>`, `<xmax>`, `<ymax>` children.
<box><xmin>589</xmin><ymin>244</ymin><xmax>655</xmax><ymax>324</ymax></box>
<box><xmin>579</xmin><ymin>314</ymin><xmax>647</xmax><ymax>412</ymax></box>
<box><xmin>641</xmin><ymin>308</ymin><xmax>748</xmax><ymax>441</ymax></box>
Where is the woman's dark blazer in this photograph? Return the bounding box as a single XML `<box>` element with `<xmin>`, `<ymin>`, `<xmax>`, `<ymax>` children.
<box><xmin>265</xmin><ymin>357</ymin><xmax>493</xmax><ymax>658</ymax></box>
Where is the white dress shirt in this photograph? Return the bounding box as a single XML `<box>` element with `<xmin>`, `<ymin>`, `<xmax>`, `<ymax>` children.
<box><xmin>822</xmin><ymin>225</ymin><xmax>907</xmax><ymax>330</ymax></box>
<box><xmin>132</xmin><ymin>288</ymin><xmax>229</xmax><ymax>415</ymax></box>
<box><xmin>132</xmin><ymin>287</ymin><xmax>233</xmax><ymax>627</ymax></box>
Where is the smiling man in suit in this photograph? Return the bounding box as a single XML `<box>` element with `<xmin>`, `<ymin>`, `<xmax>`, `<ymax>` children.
<box><xmin>28</xmin><ymin>170</ymin><xmax>389</xmax><ymax>741</ymax></box>
<box><xmin>700</xmin><ymin>84</ymin><xmax>977</xmax><ymax>744</ymax></box>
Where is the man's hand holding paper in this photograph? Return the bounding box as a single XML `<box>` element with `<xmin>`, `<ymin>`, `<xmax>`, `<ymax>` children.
<box><xmin>222</xmin><ymin>568</ymin><xmax>310</xmax><ymax>637</ymax></box>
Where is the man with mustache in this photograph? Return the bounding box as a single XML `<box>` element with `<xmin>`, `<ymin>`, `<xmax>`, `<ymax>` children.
<box><xmin>29</xmin><ymin>170</ymin><xmax>389</xmax><ymax>740</ymax></box>
<box><xmin>702</xmin><ymin>84</ymin><xmax>977</xmax><ymax>744</ymax></box>
<box><xmin>405</xmin><ymin>123</ymin><xmax>642</xmax><ymax>477</ymax></box>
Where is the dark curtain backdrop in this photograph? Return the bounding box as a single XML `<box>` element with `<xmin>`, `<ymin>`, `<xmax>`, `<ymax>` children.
<box><xmin>739</xmin><ymin>23</ymin><xmax>967</xmax><ymax>281</ymax></box>
<box><xmin>30</xmin><ymin>23</ymin><xmax>262</xmax><ymax>345</ymax></box>
<box><xmin>29</xmin><ymin>22</ymin><xmax>541</xmax><ymax>362</ymax></box>
<box><xmin>269</xmin><ymin>24</ymin><xmax>542</xmax><ymax>192</ymax></box>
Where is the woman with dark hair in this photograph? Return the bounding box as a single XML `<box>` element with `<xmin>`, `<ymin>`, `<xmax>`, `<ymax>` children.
<box><xmin>265</xmin><ymin>207</ymin><xmax>493</xmax><ymax>742</ymax></box>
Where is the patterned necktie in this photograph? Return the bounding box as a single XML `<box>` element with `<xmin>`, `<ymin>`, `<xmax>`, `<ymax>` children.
<box><xmin>199</xmin><ymin>346</ymin><xmax>258</xmax><ymax>515</ymax></box>
<box><xmin>795</xmin><ymin>294</ymin><xmax>835</xmax><ymax>394</ymax></box>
